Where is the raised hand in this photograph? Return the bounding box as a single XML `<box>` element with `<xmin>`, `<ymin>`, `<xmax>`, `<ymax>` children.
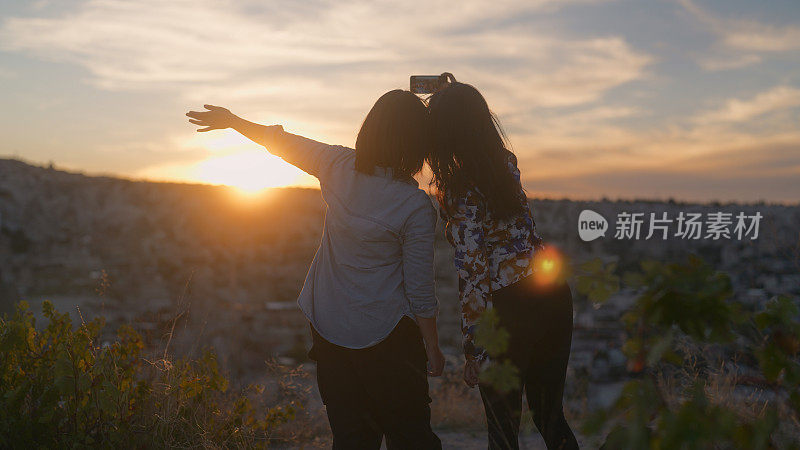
<box><xmin>186</xmin><ymin>104</ymin><xmax>236</xmax><ymax>132</ymax></box>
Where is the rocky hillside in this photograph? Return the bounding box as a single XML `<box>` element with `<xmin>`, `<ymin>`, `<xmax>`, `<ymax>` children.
<box><xmin>1</xmin><ymin>158</ymin><xmax>797</xmax><ymax>385</ymax></box>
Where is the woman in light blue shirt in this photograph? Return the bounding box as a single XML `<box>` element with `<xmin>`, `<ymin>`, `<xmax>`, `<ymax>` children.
<box><xmin>187</xmin><ymin>90</ymin><xmax>443</xmax><ymax>449</ymax></box>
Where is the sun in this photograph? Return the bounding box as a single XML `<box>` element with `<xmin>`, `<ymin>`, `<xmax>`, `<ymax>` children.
<box><xmin>194</xmin><ymin>149</ymin><xmax>314</xmax><ymax>194</ymax></box>
<box><xmin>139</xmin><ymin>130</ymin><xmax>318</xmax><ymax>194</ymax></box>
<box><xmin>188</xmin><ymin>130</ymin><xmax>317</xmax><ymax>193</ymax></box>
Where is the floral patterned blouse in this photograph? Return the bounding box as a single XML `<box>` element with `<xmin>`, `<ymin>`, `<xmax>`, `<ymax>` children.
<box><xmin>440</xmin><ymin>152</ymin><xmax>543</xmax><ymax>363</ymax></box>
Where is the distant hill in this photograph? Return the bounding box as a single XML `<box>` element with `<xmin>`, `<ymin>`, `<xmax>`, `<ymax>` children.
<box><xmin>0</xmin><ymin>158</ymin><xmax>325</xmax><ymax>308</ymax></box>
<box><xmin>1</xmin><ymin>158</ymin><xmax>797</xmax><ymax>378</ymax></box>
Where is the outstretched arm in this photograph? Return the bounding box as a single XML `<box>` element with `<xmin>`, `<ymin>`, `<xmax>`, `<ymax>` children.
<box><xmin>186</xmin><ymin>105</ymin><xmax>344</xmax><ymax>178</ymax></box>
<box><xmin>186</xmin><ymin>105</ymin><xmax>279</xmax><ymax>148</ymax></box>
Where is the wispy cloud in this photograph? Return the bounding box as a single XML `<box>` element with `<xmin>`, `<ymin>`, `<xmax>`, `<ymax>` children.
<box><xmin>515</xmin><ymin>80</ymin><xmax>800</xmax><ymax>203</ymax></box>
<box><xmin>680</xmin><ymin>0</ymin><xmax>800</xmax><ymax>71</ymax></box>
<box><xmin>696</xmin><ymin>53</ymin><xmax>762</xmax><ymax>71</ymax></box>
<box><xmin>0</xmin><ymin>0</ymin><xmax>648</xmax><ymax>111</ymax></box>
<box><xmin>1</xmin><ymin>0</ymin><xmax>796</xmax><ymax>202</ymax></box>
<box><xmin>680</xmin><ymin>0</ymin><xmax>800</xmax><ymax>52</ymax></box>
<box><xmin>694</xmin><ymin>85</ymin><xmax>800</xmax><ymax>124</ymax></box>
<box><xmin>523</xmin><ymin>128</ymin><xmax>800</xmax><ymax>203</ymax></box>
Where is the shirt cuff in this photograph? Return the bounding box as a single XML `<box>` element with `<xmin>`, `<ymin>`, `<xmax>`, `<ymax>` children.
<box><xmin>411</xmin><ymin>302</ymin><xmax>439</xmax><ymax>319</ymax></box>
<box><xmin>463</xmin><ymin>337</ymin><xmax>488</xmax><ymax>362</ymax></box>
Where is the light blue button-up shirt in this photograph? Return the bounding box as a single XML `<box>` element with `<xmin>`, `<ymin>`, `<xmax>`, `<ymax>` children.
<box><xmin>269</xmin><ymin>128</ymin><xmax>438</xmax><ymax>349</ymax></box>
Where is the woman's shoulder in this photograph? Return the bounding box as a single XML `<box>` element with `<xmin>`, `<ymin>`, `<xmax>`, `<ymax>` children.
<box><xmin>504</xmin><ymin>150</ymin><xmax>521</xmax><ymax>179</ymax></box>
<box><xmin>403</xmin><ymin>191</ymin><xmax>437</xmax><ymax>230</ymax></box>
<box><xmin>439</xmin><ymin>187</ymin><xmax>486</xmax><ymax>222</ymax></box>
<box><xmin>321</xmin><ymin>146</ymin><xmax>357</xmax><ymax>174</ymax></box>
<box><xmin>505</xmin><ymin>149</ymin><xmax>518</xmax><ymax>166</ymax></box>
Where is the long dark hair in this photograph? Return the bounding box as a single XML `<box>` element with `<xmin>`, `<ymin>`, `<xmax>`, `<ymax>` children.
<box><xmin>427</xmin><ymin>82</ymin><xmax>524</xmax><ymax>220</ymax></box>
<box><xmin>355</xmin><ymin>90</ymin><xmax>428</xmax><ymax>180</ymax></box>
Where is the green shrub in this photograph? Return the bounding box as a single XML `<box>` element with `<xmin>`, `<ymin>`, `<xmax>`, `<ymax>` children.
<box><xmin>576</xmin><ymin>255</ymin><xmax>800</xmax><ymax>449</ymax></box>
<box><xmin>0</xmin><ymin>301</ymin><xmax>298</xmax><ymax>448</ymax></box>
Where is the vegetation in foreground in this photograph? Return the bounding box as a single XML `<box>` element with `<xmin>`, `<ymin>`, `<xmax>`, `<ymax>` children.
<box><xmin>558</xmin><ymin>255</ymin><xmax>796</xmax><ymax>448</ymax></box>
<box><xmin>0</xmin><ymin>301</ymin><xmax>305</xmax><ymax>448</ymax></box>
<box><xmin>1</xmin><ymin>254</ymin><xmax>798</xmax><ymax>448</ymax></box>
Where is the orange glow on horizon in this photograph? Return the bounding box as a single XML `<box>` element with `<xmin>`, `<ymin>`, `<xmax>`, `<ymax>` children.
<box><xmin>170</xmin><ymin>129</ymin><xmax>315</xmax><ymax>193</ymax></box>
<box><xmin>193</xmin><ymin>150</ymin><xmax>311</xmax><ymax>193</ymax></box>
<box><xmin>136</xmin><ymin>130</ymin><xmax>319</xmax><ymax>193</ymax></box>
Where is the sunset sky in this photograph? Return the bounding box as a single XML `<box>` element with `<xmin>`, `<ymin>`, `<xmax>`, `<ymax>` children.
<box><xmin>1</xmin><ymin>0</ymin><xmax>798</xmax><ymax>202</ymax></box>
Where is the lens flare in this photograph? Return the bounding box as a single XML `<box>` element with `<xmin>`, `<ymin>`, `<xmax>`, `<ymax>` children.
<box><xmin>532</xmin><ymin>245</ymin><xmax>567</xmax><ymax>286</ymax></box>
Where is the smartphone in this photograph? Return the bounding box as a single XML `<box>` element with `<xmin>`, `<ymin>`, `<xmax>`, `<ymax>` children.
<box><xmin>410</xmin><ymin>74</ymin><xmax>450</xmax><ymax>94</ymax></box>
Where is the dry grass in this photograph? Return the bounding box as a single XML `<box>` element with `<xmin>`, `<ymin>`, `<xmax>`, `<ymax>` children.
<box><xmin>651</xmin><ymin>340</ymin><xmax>800</xmax><ymax>447</ymax></box>
<box><xmin>429</xmin><ymin>356</ymin><xmax>486</xmax><ymax>430</ymax></box>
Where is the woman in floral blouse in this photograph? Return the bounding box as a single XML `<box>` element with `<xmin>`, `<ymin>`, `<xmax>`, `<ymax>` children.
<box><xmin>427</xmin><ymin>81</ymin><xmax>579</xmax><ymax>450</ymax></box>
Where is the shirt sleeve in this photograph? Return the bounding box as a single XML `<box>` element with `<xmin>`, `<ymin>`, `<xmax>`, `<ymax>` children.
<box><xmin>401</xmin><ymin>201</ymin><xmax>439</xmax><ymax>319</ymax></box>
<box><xmin>268</xmin><ymin>126</ymin><xmax>348</xmax><ymax>180</ymax></box>
<box><xmin>447</xmin><ymin>190</ymin><xmax>491</xmax><ymax>362</ymax></box>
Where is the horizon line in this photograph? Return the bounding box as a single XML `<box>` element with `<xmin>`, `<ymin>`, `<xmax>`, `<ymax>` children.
<box><xmin>2</xmin><ymin>155</ymin><xmax>797</xmax><ymax>208</ymax></box>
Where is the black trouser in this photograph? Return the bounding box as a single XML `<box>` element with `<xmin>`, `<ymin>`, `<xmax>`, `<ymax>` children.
<box><xmin>309</xmin><ymin>317</ymin><xmax>441</xmax><ymax>450</ymax></box>
<box><xmin>479</xmin><ymin>277</ymin><xmax>579</xmax><ymax>450</ymax></box>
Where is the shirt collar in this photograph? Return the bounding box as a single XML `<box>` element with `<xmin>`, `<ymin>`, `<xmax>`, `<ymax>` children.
<box><xmin>372</xmin><ymin>166</ymin><xmax>418</xmax><ymax>187</ymax></box>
